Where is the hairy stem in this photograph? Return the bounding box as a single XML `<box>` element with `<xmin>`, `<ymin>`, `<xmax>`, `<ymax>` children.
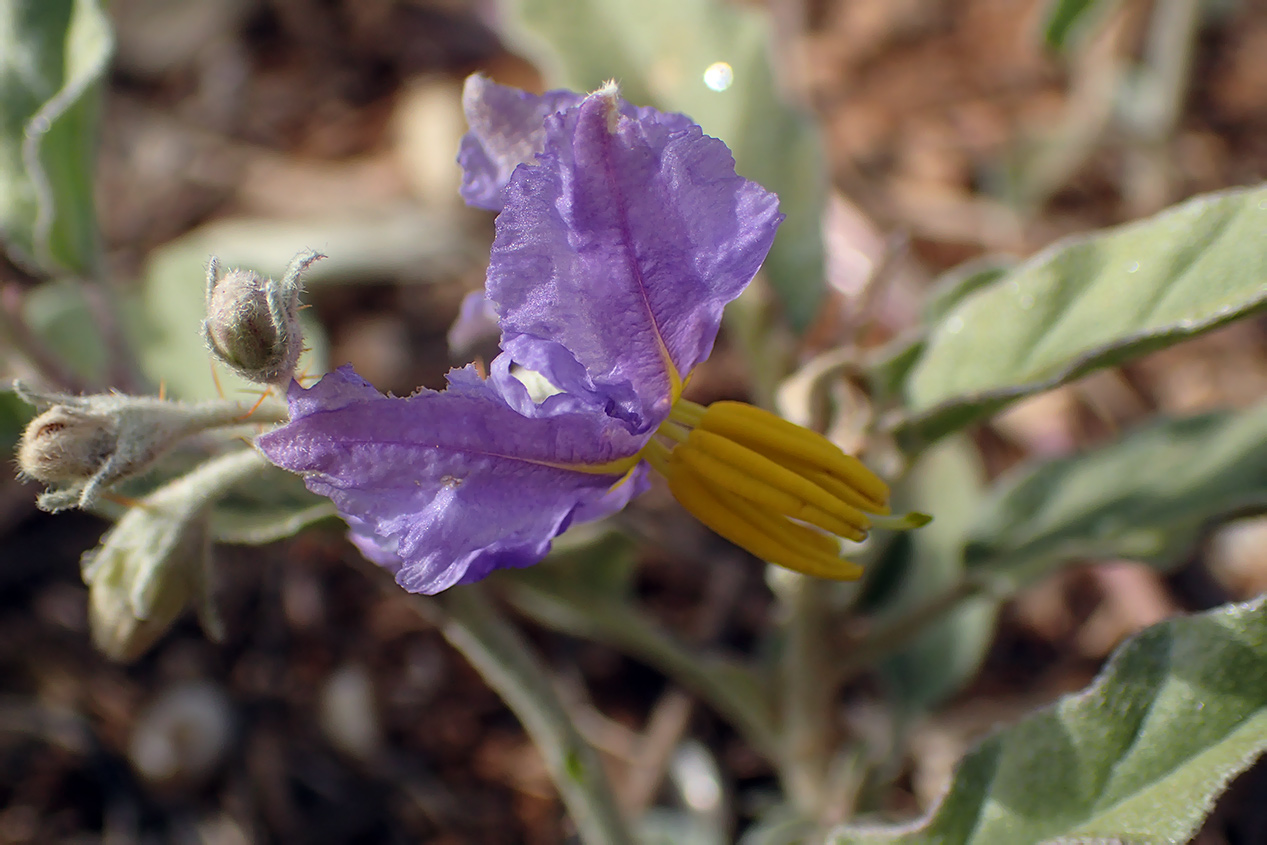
<box><xmin>776</xmin><ymin>572</ymin><xmax>836</xmax><ymax>815</ymax></box>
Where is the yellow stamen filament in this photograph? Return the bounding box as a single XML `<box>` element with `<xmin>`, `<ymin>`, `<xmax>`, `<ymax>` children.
<box><xmin>667</xmin><ymin>468</ymin><xmax>863</xmax><ymax>580</ymax></box>
<box><xmin>658</xmin><ymin>421</ymin><xmax>690</xmax><ymax>444</ymax></box>
<box><xmin>690</xmin><ymin>400</ymin><xmax>890</xmax><ymax>509</ymax></box>
<box><xmin>669</xmin><ymin>400</ymin><xmax>705</xmax><ymax>426</ymax></box>
<box><xmin>679</xmin><ymin>429</ymin><xmax>873</xmax><ymax>534</ymax></box>
<box><xmin>641</xmin><ymin>438</ymin><xmax>672</xmax><ymax>476</ymax></box>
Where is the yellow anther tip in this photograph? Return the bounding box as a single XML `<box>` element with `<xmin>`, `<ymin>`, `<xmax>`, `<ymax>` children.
<box><xmin>812</xmin><ymin>560</ymin><xmax>865</xmax><ymax>581</ymax></box>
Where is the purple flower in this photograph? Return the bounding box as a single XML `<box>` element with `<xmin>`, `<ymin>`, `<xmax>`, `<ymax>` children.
<box><xmin>258</xmin><ymin>79</ymin><xmax>916</xmax><ymax>594</ymax></box>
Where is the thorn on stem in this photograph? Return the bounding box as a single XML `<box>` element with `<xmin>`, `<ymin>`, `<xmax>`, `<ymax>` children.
<box><xmin>209</xmin><ymin>363</ymin><xmax>225</xmax><ymax>401</ymax></box>
<box><xmin>236</xmin><ymin>387</ymin><xmax>274</xmax><ymax>422</ymax></box>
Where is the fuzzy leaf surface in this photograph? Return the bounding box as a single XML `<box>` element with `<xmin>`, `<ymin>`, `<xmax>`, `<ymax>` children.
<box><xmin>830</xmin><ymin>597</ymin><xmax>1267</xmax><ymax>845</ymax></box>
<box><xmin>894</xmin><ymin>185</ymin><xmax>1267</xmax><ymax>449</ymax></box>
<box><xmin>965</xmin><ymin>402</ymin><xmax>1267</xmax><ymax>583</ymax></box>
<box><xmin>0</xmin><ymin>0</ymin><xmax>111</xmax><ymax>275</ymax></box>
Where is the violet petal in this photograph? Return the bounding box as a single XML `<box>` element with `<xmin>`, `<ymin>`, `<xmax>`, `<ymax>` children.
<box><xmin>488</xmin><ymin>89</ymin><xmax>783</xmax><ymax>432</ymax></box>
<box><xmin>458</xmin><ymin>76</ymin><xmax>583</xmax><ymax>211</ymax></box>
<box><xmin>257</xmin><ymin>366</ymin><xmax>645</xmax><ymax>593</ymax></box>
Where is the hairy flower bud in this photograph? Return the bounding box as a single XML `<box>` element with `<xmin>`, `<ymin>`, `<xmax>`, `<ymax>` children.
<box><xmin>12</xmin><ymin>381</ymin><xmax>285</xmax><ymax>512</ymax></box>
<box><xmin>203</xmin><ymin>250</ymin><xmax>323</xmax><ymax>385</ymax></box>
<box><xmin>17</xmin><ymin>406</ymin><xmax>117</xmax><ymax>484</ymax></box>
<box><xmin>85</xmin><ymin>516</ymin><xmax>210</xmax><ymax>662</ymax></box>
<box><xmin>82</xmin><ymin>448</ymin><xmax>267</xmax><ymax>661</ymax></box>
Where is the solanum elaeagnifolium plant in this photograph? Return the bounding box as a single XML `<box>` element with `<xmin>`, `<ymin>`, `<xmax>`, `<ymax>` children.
<box><xmin>4</xmin><ymin>1</ymin><xmax>1267</xmax><ymax>843</ymax></box>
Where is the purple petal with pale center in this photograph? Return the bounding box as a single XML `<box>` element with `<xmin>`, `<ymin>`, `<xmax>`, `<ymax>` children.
<box><xmin>257</xmin><ymin>365</ymin><xmax>646</xmax><ymax>594</ymax></box>
<box><xmin>486</xmin><ymin>90</ymin><xmax>783</xmax><ymax>432</ymax></box>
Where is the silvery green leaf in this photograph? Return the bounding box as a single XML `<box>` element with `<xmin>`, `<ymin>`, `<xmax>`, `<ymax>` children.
<box><xmin>892</xmin><ymin>185</ymin><xmax>1267</xmax><ymax>450</ymax></box>
<box><xmin>830</xmin><ymin>597</ymin><xmax>1267</xmax><ymax>845</ymax></box>
<box><xmin>0</xmin><ymin>0</ymin><xmax>112</xmax><ymax>275</ymax></box>
<box><xmin>966</xmin><ymin>402</ymin><xmax>1267</xmax><ymax>584</ymax></box>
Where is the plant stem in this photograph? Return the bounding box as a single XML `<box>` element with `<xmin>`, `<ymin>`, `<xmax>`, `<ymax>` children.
<box><xmin>777</xmin><ymin>572</ymin><xmax>835</xmax><ymax>815</ymax></box>
<box><xmin>1138</xmin><ymin>0</ymin><xmax>1201</xmax><ymax>140</ymax></box>
<box><xmin>435</xmin><ymin>586</ymin><xmax>634</xmax><ymax>845</ymax></box>
<box><xmin>1123</xmin><ymin>0</ymin><xmax>1202</xmax><ymax>213</ymax></box>
<box><xmin>502</xmin><ymin>581</ymin><xmax>781</xmax><ymax>763</ymax></box>
<box><xmin>1016</xmin><ymin>3</ymin><xmax>1129</xmax><ymax>208</ymax></box>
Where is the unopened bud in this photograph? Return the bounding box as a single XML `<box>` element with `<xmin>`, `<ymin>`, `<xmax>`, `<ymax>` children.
<box><xmin>12</xmin><ymin>381</ymin><xmax>285</xmax><ymax>512</ymax></box>
<box><xmin>203</xmin><ymin>250</ymin><xmax>323</xmax><ymax>385</ymax></box>
<box><xmin>17</xmin><ymin>406</ymin><xmax>117</xmax><ymax>484</ymax></box>
<box><xmin>82</xmin><ymin>448</ymin><xmax>267</xmax><ymax>661</ymax></box>
<box><xmin>85</xmin><ymin>517</ymin><xmax>208</xmax><ymax>662</ymax></box>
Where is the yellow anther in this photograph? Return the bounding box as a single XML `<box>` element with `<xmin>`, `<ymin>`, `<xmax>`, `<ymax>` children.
<box><xmin>669</xmin><ymin>445</ymin><xmax>868</xmax><ymax>541</ymax></box>
<box><xmin>781</xmin><ymin>459</ymin><xmax>891</xmax><ymax>516</ymax></box>
<box><xmin>694</xmin><ymin>400</ymin><xmax>890</xmax><ymax>509</ymax></box>
<box><xmin>681</xmin><ymin>428</ymin><xmax>873</xmax><ymax>533</ymax></box>
<box><xmin>556</xmin><ymin>396</ymin><xmax>923</xmax><ymax>582</ymax></box>
<box><xmin>667</xmin><ymin>468</ymin><xmax>863</xmax><ymax>581</ymax></box>
<box><xmin>710</xmin><ymin>484</ymin><xmax>865</xmax><ymax>581</ymax></box>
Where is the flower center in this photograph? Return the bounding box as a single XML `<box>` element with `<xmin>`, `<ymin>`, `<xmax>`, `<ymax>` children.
<box><xmin>636</xmin><ymin>399</ymin><xmax>928</xmax><ymax>581</ymax></box>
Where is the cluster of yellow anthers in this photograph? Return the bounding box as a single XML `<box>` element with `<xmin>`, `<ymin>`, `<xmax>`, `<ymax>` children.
<box><xmin>635</xmin><ymin>400</ymin><xmax>928</xmax><ymax>580</ymax></box>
